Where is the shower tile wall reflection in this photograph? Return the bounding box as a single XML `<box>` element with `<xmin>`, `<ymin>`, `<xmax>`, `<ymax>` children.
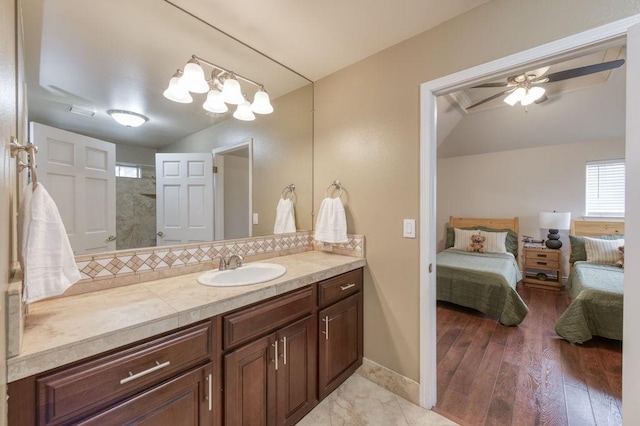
<box><xmin>116</xmin><ymin>167</ymin><xmax>157</xmax><ymax>250</ymax></box>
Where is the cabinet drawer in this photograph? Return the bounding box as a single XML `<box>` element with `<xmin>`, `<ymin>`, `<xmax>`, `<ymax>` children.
<box><xmin>223</xmin><ymin>286</ymin><xmax>314</xmax><ymax>351</ymax></box>
<box><xmin>37</xmin><ymin>321</ymin><xmax>212</xmax><ymax>425</ymax></box>
<box><xmin>318</xmin><ymin>269</ymin><xmax>363</xmax><ymax>308</ymax></box>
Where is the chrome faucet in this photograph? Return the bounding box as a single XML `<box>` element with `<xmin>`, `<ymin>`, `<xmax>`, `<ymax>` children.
<box><xmin>228</xmin><ymin>254</ymin><xmax>244</xmax><ymax>270</ymax></box>
<box><xmin>217</xmin><ymin>256</ymin><xmax>228</xmax><ymax>271</ymax></box>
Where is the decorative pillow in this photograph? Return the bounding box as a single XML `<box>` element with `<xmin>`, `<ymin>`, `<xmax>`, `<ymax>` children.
<box><xmin>467</xmin><ymin>234</ymin><xmax>486</xmax><ymax>252</ymax></box>
<box><xmin>616</xmin><ymin>245</ymin><xmax>624</xmax><ymax>268</ymax></box>
<box><xmin>584</xmin><ymin>237</ymin><xmax>625</xmax><ymax>265</ymax></box>
<box><xmin>479</xmin><ymin>230</ymin><xmax>507</xmax><ymax>254</ymax></box>
<box><xmin>453</xmin><ymin>228</ymin><xmax>479</xmax><ymax>251</ymax></box>
<box><xmin>445</xmin><ymin>226</ymin><xmax>475</xmax><ymax>249</ymax></box>
<box><xmin>569</xmin><ymin>234</ymin><xmax>624</xmax><ymax>263</ymax></box>
<box><xmin>477</xmin><ymin>227</ymin><xmax>518</xmax><ymax>257</ymax></box>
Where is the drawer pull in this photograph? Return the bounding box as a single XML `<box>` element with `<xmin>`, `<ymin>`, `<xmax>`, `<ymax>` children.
<box><xmin>322</xmin><ymin>316</ymin><xmax>331</xmax><ymax>340</ymax></box>
<box><xmin>281</xmin><ymin>337</ymin><xmax>287</xmax><ymax>365</ymax></box>
<box><xmin>273</xmin><ymin>340</ymin><xmax>279</xmax><ymax>371</ymax></box>
<box><xmin>536</xmin><ymin>261</ymin><xmax>548</xmax><ymax>265</ymax></box>
<box><xmin>536</xmin><ymin>254</ymin><xmax>547</xmax><ymax>258</ymax></box>
<box><xmin>120</xmin><ymin>360</ymin><xmax>170</xmax><ymax>385</ymax></box>
<box><xmin>340</xmin><ymin>283</ymin><xmax>356</xmax><ymax>291</ymax></box>
<box><xmin>206</xmin><ymin>373</ymin><xmax>212</xmax><ymax>412</ymax></box>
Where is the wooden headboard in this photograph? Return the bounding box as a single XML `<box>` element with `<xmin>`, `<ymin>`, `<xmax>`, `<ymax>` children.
<box><xmin>449</xmin><ymin>216</ymin><xmax>519</xmax><ymax>234</ymax></box>
<box><xmin>571</xmin><ymin>219</ymin><xmax>624</xmax><ymax>236</ymax></box>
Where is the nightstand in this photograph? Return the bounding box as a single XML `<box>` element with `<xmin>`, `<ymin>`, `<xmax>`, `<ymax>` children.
<box><xmin>523</xmin><ymin>247</ymin><xmax>562</xmax><ymax>291</ymax></box>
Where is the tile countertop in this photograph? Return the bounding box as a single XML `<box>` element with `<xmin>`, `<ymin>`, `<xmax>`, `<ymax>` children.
<box><xmin>8</xmin><ymin>251</ymin><xmax>366</xmax><ymax>383</ymax></box>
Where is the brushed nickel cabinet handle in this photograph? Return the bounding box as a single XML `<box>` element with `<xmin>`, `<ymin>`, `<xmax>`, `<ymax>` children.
<box><xmin>281</xmin><ymin>337</ymin><xmax>287</xmax><ymax>365</ymax></box>
<box><xmin>120</xmin><ymin>360</ymin><xmax>170</xmax><ymax>384</ymax></box>
<box><xmin>340</xmin><ymin>283</ymin><xmax>356</xmax><ymax>291</ymax></box>
<box><xmin>206</xmin><ymin>373</ymin><xmax>212</xmax><ymax>411</ymax></box>
<box><xmin>322</xmin><ymin>316</ymin><xmax>330</xmax><ymax>340</ymax></box>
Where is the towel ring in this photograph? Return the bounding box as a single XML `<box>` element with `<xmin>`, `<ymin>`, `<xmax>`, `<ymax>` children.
<box><xmin>324</xmin><ymin>180</ymin><xmax>343</xmax><ymax>199</ymax></box>
<box><xmin>281</xmin><ymin>184</ymin><xmax>295</xmax><ymax>200</ymax></box>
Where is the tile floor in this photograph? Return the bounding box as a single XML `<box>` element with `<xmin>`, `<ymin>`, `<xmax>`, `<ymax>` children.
<box><xmin>298</xmin><ymin>374</ymin><xmax>458</xmax><ymax>425</ymax></box>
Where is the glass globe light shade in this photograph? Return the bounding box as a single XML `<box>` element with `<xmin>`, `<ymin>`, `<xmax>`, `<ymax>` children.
<box><xmin>107</xmin><ymin>110</ymin><xmax>149</xmax><ymax>127</ymax></box>
<box><xmin>504</xmin><ymin>87</ymin><xmax>526</xmax><ymax>106</ymax></box>
<box><xmin>251</xmin><ymin>89</ymin><xmax>274</xmax><ymax>114</ymax></box>
<box><xmin>203</xmin><ymin>89</ymin><xmax>229</xmax><ymax>113</ymax></box>
<box><xmin>221</xmin><ymin>77</ymin><xmax>245</xmax><ymax>105</ymax></box>
<box><xmin>163</xmin><ymin>73</ymin><xmax>193</xmax><ymax>103</ymax></box>
<box><xmin>179</xmin><ymin>59</ymin><xmax>209</xmax><ymax>93</ymax></box>
<box><xmin>233</xmin><ymin>101</ymin><xmax>256</xmax><ymax>121</ymax></box>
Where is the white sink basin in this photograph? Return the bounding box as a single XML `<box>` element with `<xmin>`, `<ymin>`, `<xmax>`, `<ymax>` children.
<box><xmin>197</xmin><ymin>263</ymin><xmax>287</xmax><ymax>287</ymax></box>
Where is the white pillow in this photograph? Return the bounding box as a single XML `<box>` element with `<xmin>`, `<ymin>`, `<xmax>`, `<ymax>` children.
<box><xmin>453</xmin><ymin>228</ymin><xmax>478</xmax><ymax>250</ymax></box>
<box><xmin>480</xmin><ymin>230</ymin><xmax>507</xmax><ymax>254</ymax></box>
<box><xmin>584</xmin><ymin>237</ymin><xmax>625</xmax><ymax>265</ymax></box>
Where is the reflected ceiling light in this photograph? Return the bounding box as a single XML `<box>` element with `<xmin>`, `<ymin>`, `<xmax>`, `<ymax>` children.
<box><xmin>233</xmin><ymin>100</ymin><xmax>256</xmax><ymax>121</ymax></box>
<box><xmin>164</xmin><ymin>54</ymin><xmax>273</xmax><ymax>121</ymax></box>
<box><xmin>163</xmin><ymin>70</ymin><xmax>193</xmax><ymax>103</ymax></box>
<box><xmin>107</xmin><ymin>110</ymin><xmax>149</xmax><ymax>127</ymax></box>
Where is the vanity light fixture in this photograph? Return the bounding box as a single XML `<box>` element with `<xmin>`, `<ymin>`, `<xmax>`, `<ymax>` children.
<box><xmin>164</xmin><ymin>54</ymin><xmax>274</xmax><ymax>121</ymax></box>
<box><xmin>107</xmin><ymin>110</ymin><xmax>149</xmax><ymax>127</ymax></box>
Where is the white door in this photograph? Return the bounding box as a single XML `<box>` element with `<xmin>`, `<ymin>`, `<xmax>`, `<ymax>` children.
<box><xmin>31</xmin><ymin>122</ymin><xmax>116</xmax><ymax>254</ymax></box>
<box><xmin>155</xmin><ymin>153</ymin><xmax>214</xmax><ymax>246</ymax></box>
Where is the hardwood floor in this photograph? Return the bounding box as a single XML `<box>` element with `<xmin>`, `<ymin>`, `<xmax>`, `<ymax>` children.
<box><xmin>434</xmin><ymin>283</ymin><xmax>622</xmax><ymax>426</ymax></box>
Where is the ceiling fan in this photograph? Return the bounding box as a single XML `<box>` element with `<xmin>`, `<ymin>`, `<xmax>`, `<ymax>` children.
<box><xmin>467</xmin><ymin>58</ymin><xmax>625</xmax><ymax>109</ymax></box>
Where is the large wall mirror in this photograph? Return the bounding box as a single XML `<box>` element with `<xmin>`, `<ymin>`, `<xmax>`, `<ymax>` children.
<box><xmin>21</xmin><ymin>0</ymin><xmax>313</xmax><ymax>255</ymax></box>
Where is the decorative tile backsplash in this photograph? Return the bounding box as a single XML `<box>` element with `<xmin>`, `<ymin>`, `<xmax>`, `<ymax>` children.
<box><xmin>66</xmin><ymin>232</ymin><xmax>364</xmax><ymax>296</ymax></box>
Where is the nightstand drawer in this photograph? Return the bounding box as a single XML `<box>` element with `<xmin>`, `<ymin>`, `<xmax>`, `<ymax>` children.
<box><xmin>525</xmin><ymin>250</ymin><xmax>561</xmax><ymax>263</ymax></box>
<box><xmin>527</xmin><ymin>259</ymin><xmax>560</xmax><ymax>269</ymax></box>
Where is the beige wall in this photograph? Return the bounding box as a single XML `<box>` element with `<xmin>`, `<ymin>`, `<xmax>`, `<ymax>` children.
<box><xmin>1</xmin><ymin>0</ymin><xmax>17</xmax><ymax>422</ymax></box>
<box><xmin>161</xmin><ymin>84</ymin><xmax>314</xmax><ymax>236</ymax></box>
<box><xmin>223</xmin><ymin>155</ymin><xmax>250</xmax><ymax>239</ymax></box>
<box><xmin>437</xmin><ymin>138</ymin><xmax>625</xmax><ymax>273</ymax></box>
<box><xmin>313</xmin><ymin>0</ymin><xmax>640</xmax><ymax>381</ymax></box>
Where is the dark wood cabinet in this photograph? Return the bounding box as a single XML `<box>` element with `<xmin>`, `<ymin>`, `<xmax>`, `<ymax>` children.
<box><xmin>318</xmin><ymin>292</ymin><xmax>363</xmax><ymax>400</ymax></box>
<box><xmin>77</xmin><ymin>363</ymin><xmax>214</xmax><ymax>426</ymax></box>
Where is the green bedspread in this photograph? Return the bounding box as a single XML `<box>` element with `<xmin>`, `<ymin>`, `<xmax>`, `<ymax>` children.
<box><xmin>436</xmin><ymin>249</ymin><xmax>527</xmax><ymax>326</ymax></box>
<box><xmin>555</xmin><ymin>262</ymin><xmax>623</xmax><ymax>343</ymax></box>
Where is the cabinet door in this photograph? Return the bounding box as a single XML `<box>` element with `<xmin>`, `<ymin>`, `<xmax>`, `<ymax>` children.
<box><xmin>318</xmin><ymin>292</ymin><xmax>363</xmax><ymax>399</ymax></box>
<box><xmin>225</xmin><ymin>334</ymin><xmax>277</xmax><ymax>426</ymax></box>
<box><xmin>276</xmin><ymin>315</ymin><xmax>317</xmax><ymax>425</ymax></box>
<box><xmin>78</xmin><ymin>363</ymin><xmax>213</xmax><ymax>426</ymax></box>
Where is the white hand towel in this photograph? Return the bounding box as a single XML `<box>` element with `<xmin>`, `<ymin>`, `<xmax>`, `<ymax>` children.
<box><xmin>19</xmin><ymin>183</ymin><xmax>81</xmax><ymax>304</ymax></box>
<box><xmin>274</xmin><ymin>198</ymin><xmax>296</xmax><ymax>234</ymax></box>
<box><xmin>314</xmin><ymin>198</ymin><xmax>348</xmax><ymax>243</ymax></box>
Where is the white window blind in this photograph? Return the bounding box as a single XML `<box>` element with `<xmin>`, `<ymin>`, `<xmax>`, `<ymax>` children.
<box><xmin>585</xmin><ymin>159</ymin><xmax>625</xmax><ymax>217</ymax></box>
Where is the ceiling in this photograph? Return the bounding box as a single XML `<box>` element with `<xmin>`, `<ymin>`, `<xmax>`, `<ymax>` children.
<box><xmin>437</xmin><ymin>44</ymin><xmax>627</xmax><ymax>158</ymax></box>
<box><xmin>23</xmin><ymin>0</ymin><xmax>489</xmax><ymax>149</ymax></box>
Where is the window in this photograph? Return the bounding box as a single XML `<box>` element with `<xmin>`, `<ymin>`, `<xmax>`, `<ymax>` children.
<box><xmin>585</xmin><ymin>159</ymin><xmax>625</xmax><ymax>217</ymax></box>
<box><xmin>115</xmin><ymin>164</ymin><xmax>142</xmax><ymax>179</ymax></box>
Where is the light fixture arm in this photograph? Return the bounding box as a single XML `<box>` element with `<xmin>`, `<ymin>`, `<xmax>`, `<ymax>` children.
<box><xmin>191</xmin><ymin>55</ymin><xmax>265</xmax><ymax>90</ymax></box>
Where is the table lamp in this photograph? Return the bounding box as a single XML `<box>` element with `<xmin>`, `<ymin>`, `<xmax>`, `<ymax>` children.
<box><xmin>539</xmin><ymin>211</ymin><xmax>571</xmax><ymax>249</ymax></box>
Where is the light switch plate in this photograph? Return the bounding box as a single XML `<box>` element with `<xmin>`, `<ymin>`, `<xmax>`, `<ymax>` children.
<box><xmin>403</xmin><ymin>219</ymin><xmax>416</xmax><ymax>238</ymax></box>
<box><xmin>253</xmin><ymin>213</ymin><xmax>259</xmax><ymax>225</ymax></box>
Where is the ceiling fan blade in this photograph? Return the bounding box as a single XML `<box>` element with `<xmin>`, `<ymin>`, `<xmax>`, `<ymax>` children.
<box><xmin>467</xmin><ymin>88</ymin><xmax>514</xmax><ymax>109</ymax></box>
<box><xmin>472</xmin><ymin>82</ymin><xmax>510</xmax><ymax>88</ymax></box>
<box><xmin>543</xmin><ymin>59</ymin><xmax>625</xmax><ymax>83</ymax></box>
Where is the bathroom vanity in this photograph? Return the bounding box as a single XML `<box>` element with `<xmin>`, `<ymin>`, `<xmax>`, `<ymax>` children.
<box><xmin>7</xmin><ymin>251</ymin><xmax>365</xmax><ymax>425</ymax></box>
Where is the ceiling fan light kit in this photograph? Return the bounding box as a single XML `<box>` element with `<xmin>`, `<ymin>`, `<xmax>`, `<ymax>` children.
<box><xmin>469</xmin><ymin>58</ymin><xmax>625</xmax><ymax>110</ymax></box>
<box><xmin>164</xmin><ymin>55</ymin><xmax>274</xmax><ymax>121</ymax></box>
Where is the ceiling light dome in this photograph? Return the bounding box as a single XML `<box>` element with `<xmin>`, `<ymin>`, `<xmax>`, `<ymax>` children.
<box><xmin>251</xmin><ymin>89</ymin><xmax>273</xmax><ymax>114</ymax></box>
<box><xmin>107</xmin><ymin>110</ymin><xmax>149</xmax><ymax>127</ymax></box>
<box><xmin>179</xmin><ymin>57</ymin><xmax>209</xmax><ymax>93</ymax></box>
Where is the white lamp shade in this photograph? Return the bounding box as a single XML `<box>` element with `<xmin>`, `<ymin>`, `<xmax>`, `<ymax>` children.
<box><xmin>221</xmin><ymin>78</ymin><xmax>245</xmax><ymax>105</ymax></box>
<box><xmin>504</xmin><ymin>87</ymin><xmax>526</xmax><ymax>106</ymax></box>
<box><xmin>107</xmin><ymin>110</ymin><xmax>148</xmax><ymax>127</ymax></box>
<box><xmin>202</xmin><ymin>89</ymin><xmax>229</xmax><ymax>113</ymax></box>
<box><xmin>179</xmin><ymin>61</ymin><xmax>209</xmax><ymax>93</ymax></box>
<box><xmin>163</xmin><ymin>76</ymin><xmax>193</xmax><ymax>103</ymax></box>
<box><xmin>251</xmin><ymin>90</ymin><xmax>274</xmax><ymax>114</ymax></box>
<box><xmin>233</xmin><ymin>101</ymin><xmax>256</xmax><ymax>121</ymax></box>
<box><xmin>539</xmin><ymin>212</ymin><xmax>571</xmax><ymax>230</ymax></box>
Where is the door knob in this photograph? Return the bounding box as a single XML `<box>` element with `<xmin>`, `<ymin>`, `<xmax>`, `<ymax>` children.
<box><xmin>157</xmin><ymin>232</ymin><xmax>165</xmax><ymax>237</ymax></box>
<box><xmin>105</xmin><ymin>235</ymin><xmax>116</xmax><ymax>243</ymax></box>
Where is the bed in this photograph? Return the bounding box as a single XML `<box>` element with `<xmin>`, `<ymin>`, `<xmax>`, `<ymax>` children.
<box><xmin>437</xmin><ymin>216</ymin><xmax>528</xmax><ymax>326</ymax></box>
<box><xmin>554</xmin><ymin>220</ymin><xmax>625</xmax><ymax>343</ymax></box>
